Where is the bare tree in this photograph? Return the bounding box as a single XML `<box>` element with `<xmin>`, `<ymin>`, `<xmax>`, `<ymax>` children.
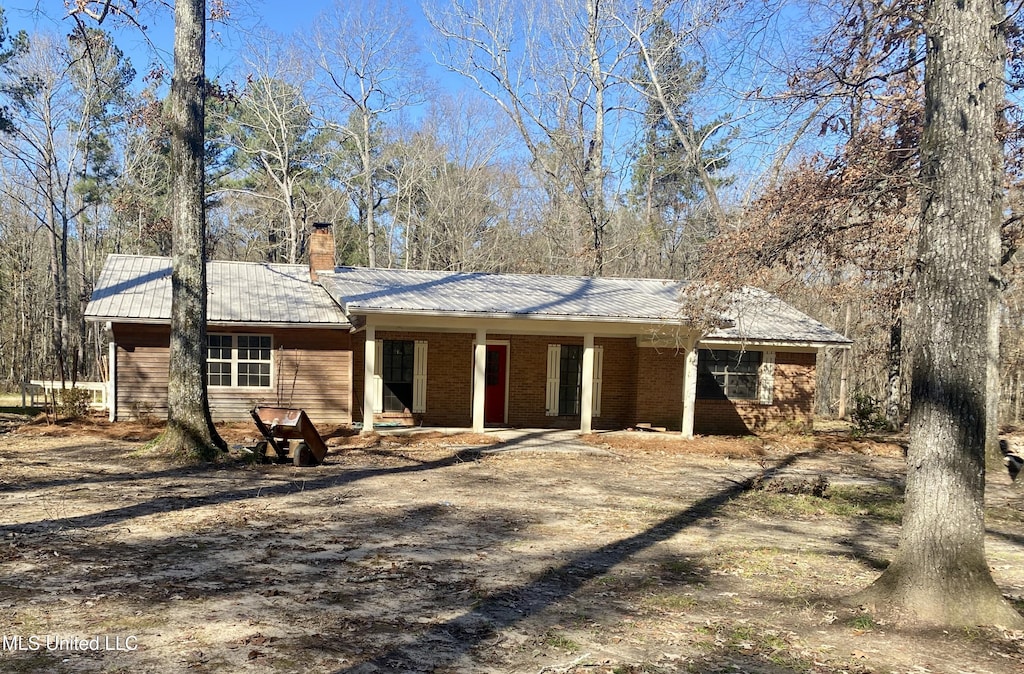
<box><xmin>0</xmin><ymin>28</ymin><xmax>130</xmax><ymax>387</ymax></box>
<box><xmin>211</xmin><ymin>32</ymin><xmax>322</xmax><ymax>264</ymax></box>
<box><xmin>851</xmin><ymin>0</ymin><xmax>1023</xmax><ymax>627</ymax></box>
<box><xmin>426</xmin><ymin>0</ymin><xmax>636</xmax><ymax>276</ymax></box>
<box><xmin>309</xmin><ymin>0</ymin><xmax>424</xmax><ymax>268</ymax></box>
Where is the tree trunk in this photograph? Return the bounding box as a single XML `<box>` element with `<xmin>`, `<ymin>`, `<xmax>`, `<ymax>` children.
<box><xmin>884</xmin><ymin>315</ymin><xmax>902</xmax><ymax>427</ymax></box>
<box><xmin>852</xmin><ymin>0</ymin><xmax>1022</xmax><ymax>627</ymax></box>
<box><xmin>361</xmin><ymin>111</ymin><xmax>376</xmax><ymax>268</ymax></box>
<box><xmin>584</xmin><ymin>0</ymin><xmax>605</xmax><ymax>277</ymax></box>
<box><xmin>986</xmin><ymin>297</ymin><xmax>1006</xmax><ymax>473</ymax></box>
<box><xmin>162</xmin><ymin>0</ymin><xmax>224</xmax><ymax>460</ymax></box>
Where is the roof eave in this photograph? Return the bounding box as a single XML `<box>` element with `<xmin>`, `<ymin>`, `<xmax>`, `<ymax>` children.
<box><xmin>88</xmin><ymin>316</ymin><xmax>350</xmax><ymax>329</ymax></box>
<box><xmin>700</xmin><ymin>337</ymin><xmax>853</xmax><ymax>349</ymax></box>
<box><xmin>344</xmin><ymin>305</ymin><xmax>690</xmax><ymax>326</ymax></box>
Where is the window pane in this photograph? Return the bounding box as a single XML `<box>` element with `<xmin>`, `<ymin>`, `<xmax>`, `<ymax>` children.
<box><xmin>558</xmin><ymin>345</ymin><xmax>583</xmax><ymax>416</ymax></box>
<box><xmin>238</xmin><ymin>361</ymin><xmax>271</xmax><ymax>387</ymax></box>
<box><xmin>382</xmin><ymin>340</ymin><xmax>415</xmax><ymax>410</ymax></box>
<box><xmin>207</xmin><ymin>360</ymin><xmax>231</xmax><ymax>387</ymax></box>
<box><xmin>206</xmin><ymin>334</ymin><xmax>273</xmax><ymax>387</ymax></box>
<box><xmin>207</xmin><ymin>335</ymin><xmax>232</xmax><ymax>386</ymax></box>
<box><xmin>697</xmin><ymin>349</ymin><xmax>760</xmax><ymax>400</ymax></box>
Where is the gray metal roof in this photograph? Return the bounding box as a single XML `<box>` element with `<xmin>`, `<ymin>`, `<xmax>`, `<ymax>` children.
<box><xmin>706</xmin><ymin>288</ymin><xmax>852</xmax><ymax>345</ymax></box>
<box><xmin>86</xmin><ymin>256</ymin><xmax>849</xmax><ymax>345</ymax></box>
<box><xmin>319</xmin><ymin>266</ymin><xmax>850</xmax><ymax>345</ymax></box>
<box><xmin>86</xmin><ymin>255</ymin><xmax>349</xmax><ymax>327</ymax></box>
<box><xmin>319</xmin><ymin>266</ymin><xmax>689</xmax><ymax>322</ymax></box>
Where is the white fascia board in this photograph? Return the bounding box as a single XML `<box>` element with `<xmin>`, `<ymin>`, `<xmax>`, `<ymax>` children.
<box><xmin>96</xmin><ymin>318</ymin><xmax>351</xmax><ymax>330</ymax></box>
<box><xmin>698</xmin><ymin>338</ymin><xmax>852</xmax><ymax>351</ymax></box>
<box><xmin>354</xmin><ymin>309</ymin><xmax>688</xmax><ymax>337</ymax></box>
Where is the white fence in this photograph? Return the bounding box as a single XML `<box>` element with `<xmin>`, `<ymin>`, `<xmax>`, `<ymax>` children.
<box><xmin>28</xmin><ymin>380</ymin><xmax>109</xmax><ymax>411</ymax></box>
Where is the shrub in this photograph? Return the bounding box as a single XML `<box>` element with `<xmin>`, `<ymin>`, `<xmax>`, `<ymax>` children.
<box><xmin>851</xmin><ymin>392</ymin><xmax>889</xmax><ymax>435</ymax></box>
<box><xmin>57</xmin><ymin>388</ymin><xmax>92</xmax><ymax>419</ymax></box>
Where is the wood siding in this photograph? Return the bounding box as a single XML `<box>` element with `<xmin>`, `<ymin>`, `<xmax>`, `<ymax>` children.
<box><xmin>112</xmin><ymin>324</ymin><xmax>352</xmax><ymax>423</ymax></box>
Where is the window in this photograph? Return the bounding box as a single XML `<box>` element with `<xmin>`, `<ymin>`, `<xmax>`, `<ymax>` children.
<box><xmin>206</xmin><ymin>334</ymin><xmax>272</xmax><ymax>388</ymax></box>
<box><xmin>545</xmin><ymin>343</ymin><xmax>603</xmax><ymax>417</ymax></box>
<box><xmin>207</xmin><ymin>334</ymin><xmax>233</xmax><ymax>387</ymax></box>
<box><xmin>697</xmin><ymin>349</ymin><xmax>761</xmax><ymax>400</ymax></box>
<box><xmin>558</xmin><ymin>345</ymin><xmax>583</xmax><ymax>415</ymax></box>
<box><xmin>371</xmin><ymin>340</ymin><xmax>427</xmax><ymax>415</ymax></box>
<box><xmin>382</xmin><ymin>340</ymin><xmax>415</xmax><ymax>412</ymax></box>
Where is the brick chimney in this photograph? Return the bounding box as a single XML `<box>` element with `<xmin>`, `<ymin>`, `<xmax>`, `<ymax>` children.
<box><xmin>308</xmin><ymin>222</ymin><xmax>335</xmax><ymax>283</ymax></box>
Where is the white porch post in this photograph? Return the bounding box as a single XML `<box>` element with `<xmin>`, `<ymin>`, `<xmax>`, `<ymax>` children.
<box><xmin>681</xmin><ymin>338</ymin><xmax>698</xmax><ymax>438</ymax></box>
<box><xmin>472</xmin><ymin>328</ymin><xmax>487</xmax><ymax>432</ymax></box>
<box><xmin>108</xmin><ymin>339</ymin><xmax>116</xmax><ymax>422</ymax></box>
<box><xmin>580</xmin><ymin>334</ymin><xmax>595</xmax><ymax>434</ymax></box>
<box><xmin>362</xmin><ymin>325</ymin><xmax>376</xmax><ymax>434</ymax></box>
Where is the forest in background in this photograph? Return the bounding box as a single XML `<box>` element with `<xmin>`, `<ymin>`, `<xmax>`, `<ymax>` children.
<box><xmin>0</xmin><ymin>0</ymin><xmax>1022</xmax><ymax>428</ymax></box>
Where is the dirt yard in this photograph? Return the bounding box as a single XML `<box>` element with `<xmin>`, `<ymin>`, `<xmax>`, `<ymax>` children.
<box><xmin>1</xmin><ymin>416</ymin><xmax>1023</xmax><ymax>673</ymax></box>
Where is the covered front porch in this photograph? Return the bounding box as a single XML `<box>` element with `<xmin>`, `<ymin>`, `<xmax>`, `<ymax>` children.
<box><xmin>354</xmin><ymin>314</ymin><xmax>704</xmax><ymax>438</ymax></box>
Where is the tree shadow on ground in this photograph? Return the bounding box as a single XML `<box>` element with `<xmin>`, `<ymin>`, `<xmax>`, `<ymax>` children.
<box><xmin>331</xmin><ymin>452</ymin><xmax>812</xmax><ymax>673</ymax></box>
<box><xmin>0</xmin><ymin>448</ymin><xmax>482</xmax><ymax>537</ymax></box>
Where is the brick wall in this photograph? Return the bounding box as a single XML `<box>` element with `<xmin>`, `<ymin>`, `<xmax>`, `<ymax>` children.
<box><xmin>353</xmin><ymin>332</ymin><xmax>637</xmax><ymax>429</ymax></box>
<box><xmin>694</xmin><ymin>351</ymin><xmax>816</xmax><ymax>434</ymax></box>
<box><xmin>502</xmin><ymin>335</ymin><xmax>636</xmax><ymax>429</ymax></box>
<box><xmin>350</xmin><ymin>331</ymin><xmax>819</xmax><ymax>434</ymax></box>
<box><xmin>635</xmin><ymin>347</ymin><xmax>685</xmax><ymax>431</ymax></box>
<box><xmin>352</xmin><ymin>331</ymin><xmax>474</xmax><ymax>427</ymax></box>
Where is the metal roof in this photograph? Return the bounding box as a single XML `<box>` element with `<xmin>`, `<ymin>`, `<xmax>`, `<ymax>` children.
<box><xmin>86</xmin><ymin>256</ymin><xmax>849</xmax><ymax>346</ymax></box>
<box><xmin>86</xmin><ymin>255</ymin><xmax>349</xmax><ymax>327</ymax></box>
<box><xmin>706</xmin><ymin>288</ymin><xmax>852</xmax><ymax>346</ymax></box>
<box><xmin>319</xmin><ymin>266</ymin><xmax>689</xmax><ymax>323</ymax></box>
<box><xmin>319</xmin><ymin>266</ymin><xmax>851</xmax><ymax>345</ymax></box>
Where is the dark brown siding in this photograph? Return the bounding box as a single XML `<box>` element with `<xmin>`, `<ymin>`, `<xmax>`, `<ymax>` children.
<box><xmin>112</xmin><ymin>324</ymin><xmax>352</xmax><ymax>423</ymax></box>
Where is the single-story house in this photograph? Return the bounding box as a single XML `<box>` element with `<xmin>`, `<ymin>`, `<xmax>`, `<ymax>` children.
<box><xmin>85</xmin><ymin>225</ymin><xmax>850</xmax><ymax>436</ymax></box>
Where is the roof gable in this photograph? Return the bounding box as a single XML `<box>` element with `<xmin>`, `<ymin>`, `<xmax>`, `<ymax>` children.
<box><xmin>86</xmin><ymin>255</ymin><xmax>349</xmax><ymax>327</ymax></box>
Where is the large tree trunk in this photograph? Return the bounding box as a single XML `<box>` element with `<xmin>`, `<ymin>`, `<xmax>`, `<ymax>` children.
<box><xmin>852</xmin><ymin>0</ymin><xmax>1022</xmax><ymax>627</ymax></box>
<box><xmin>162</xmin><ymin>0</ymin><xmax>224</xmax><ymax>460</ymax></box>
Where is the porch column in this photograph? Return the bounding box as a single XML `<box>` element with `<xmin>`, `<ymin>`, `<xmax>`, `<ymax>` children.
<box><xmin>681</xmin><ymin>338</ymin><xmax>698</xmax><ymax>438</ymax></box>
<box><xmin>362</xmin><ymin>325</ymin><xmax>376</xmax><ymax>434</ymax></box>
<box><xmin>472</xmin><ymin>328</ymin><xmax>487</xmax><ymax>432</ymax></box>
<box><xmin>108</xmin><ymin>339</ymin><xmax>116</xmax><ymax>422</ymax></box>
<box><xmin>580</xmin><ymin>334</ymin><xmax>595</xmax><ymax>434</ymax></box>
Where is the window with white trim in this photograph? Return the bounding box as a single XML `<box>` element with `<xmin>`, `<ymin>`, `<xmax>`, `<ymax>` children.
<box><xmin>696</xmin><ymin>349</ymin><xmax>760</xmax><ymax>400</ymax></box>
<box><xmin>372</xmin><ymin>339</ymin><xmax>428</xmax><ymax>414</ymax></box>
<box><xmin>545</xmin><ymin>343</ymin><xmax>603</xmax><ymax>416</ymax></box>
<box><xmin>206</xmin><ymin>334</ymin><xmax>272</xmax><ymax>388</ymax></box>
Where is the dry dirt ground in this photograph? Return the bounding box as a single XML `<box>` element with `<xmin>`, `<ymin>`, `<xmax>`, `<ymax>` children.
<box><xmin>1</xmin><ymin>415</ymin><xmax>1023</xmax><ymax>674</ymax></box>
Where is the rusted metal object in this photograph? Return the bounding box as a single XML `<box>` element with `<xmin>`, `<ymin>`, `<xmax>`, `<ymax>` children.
<box><xmin>250</xmin><ymin>406</ymin><xmax>329</xmax><ymax>467</ymax></box>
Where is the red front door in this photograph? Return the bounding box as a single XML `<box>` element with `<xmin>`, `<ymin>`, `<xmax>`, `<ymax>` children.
<box><xmin>484</xmin><ymin>344</ymin><xmax>507</xmax><ymax>425</ymax></box>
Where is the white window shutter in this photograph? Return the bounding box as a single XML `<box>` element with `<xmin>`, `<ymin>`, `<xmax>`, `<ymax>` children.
<box><xmin>545</xmin><ymin>344</ymin><xmax>561</xmax><ymax>416</ymax></box>
<box><xmin>758</xmin><ymin>351</ymin><xmax>775</xmax><ymax>405</ymax></box>
<box><xmin>373</xmin><ymin>339</ymin><xmax>384</xmax><ymax>414</ymax></box>
<box><xmin>592</xmin><ymin>345</ymin><xmax>604</xmax><ymax>417</ymax></box>
<box><xmin>413</xmin><ymin>340</ymin><xmax>428</xmax><ymax>413</ymax></box>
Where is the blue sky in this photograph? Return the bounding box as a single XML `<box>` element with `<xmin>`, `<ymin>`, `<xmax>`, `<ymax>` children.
<box><xmin>0</xmin><ymin>0</ymin><xmax>815</xmax><ymax>192</ymax></box>
<box><xmin>2</xmin><ymin>1</ymin><xmax>451</xmax><ymax>87</ymax></box>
